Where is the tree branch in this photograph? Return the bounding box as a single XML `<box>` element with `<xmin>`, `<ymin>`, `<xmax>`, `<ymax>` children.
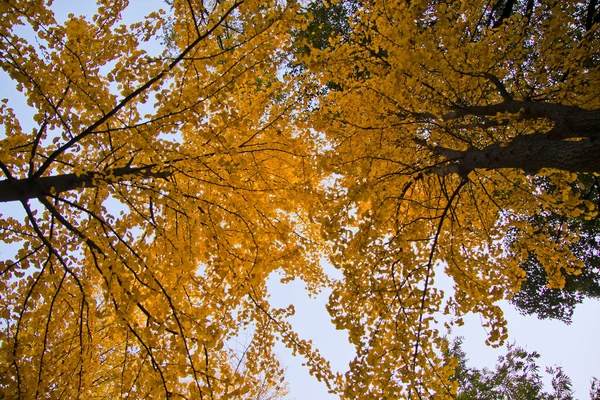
<box><xmin>586</xmin><ymin>0</ymin><xmax>599</xmax><ymax>31</ymax></box>
<box><xmin>492</xmin><ymin>0</ymin><xmax>515</xmax><ymax>28</ymax></box>
<box><xmin>0</xmin><ymin>165</ymin><xmax>171</xmax><ymax>203</ymax></box>
<box><xmin>427</xmin><ymin>135</ymin><xmax>600</xmax><ymax>176</ymax></box>
<box><xmin>445</xmin><ymin>100</ymin><xmax>600</xmax><ymax>140</ymax></box>
<box><xmin>32</xmin><ymin>1</ymin><xmax>244</xmax><ymax>181</ymax></box>
<box><xmin>483</xmin><ymin>73</ymin><xmax>512</xmax><ymax>101</ymax></box>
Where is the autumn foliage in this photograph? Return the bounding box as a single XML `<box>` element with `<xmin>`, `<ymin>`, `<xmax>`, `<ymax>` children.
<box><xmin>303</xmin><ymin>0</ymin><xmax>600</xmax><ymax>397</ymax></box>
<box><xmin>1</xmin><ymin>0</ymin><xmax>599</xmax><ymax>398</ymax></box>
<box><xmin>0</xmin><ymin>1</ymin><xmax>329</xmax><ymax>398</ymax></box>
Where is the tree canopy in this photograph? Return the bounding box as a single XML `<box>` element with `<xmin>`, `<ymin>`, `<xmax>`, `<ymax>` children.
<box><xmin>0</xmin><ymin>1</ymin><xmax>329</xmax><ymax>397</ymax></box>
<box><xmin>1</xmin><ymin>0</ymin><xmax>599</xmax><ymax>398</ymax></box>
<box><xmin>446</xmin><ymin>337</ymin><xmax>599</xmax><ymax>400</ymax></box>
<box><xmin>507</xmin><ymin>174</ymin><xmax>600</xmax><ymax>323</ymax></box>
<box><xmin>301</xmin><ymin>0</ymin><xmax>600</xmax><ymax>397</ymax></box>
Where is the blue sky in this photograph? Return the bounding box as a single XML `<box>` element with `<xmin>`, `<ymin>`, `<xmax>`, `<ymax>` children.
<box><xmin>269</xmin><ymin>272</ymin><xmax>600</xmax><ymax>399</ymax></box>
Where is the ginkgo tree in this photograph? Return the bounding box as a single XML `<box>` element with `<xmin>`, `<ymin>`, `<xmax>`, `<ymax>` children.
<box><xmin>2</xmin><ymin>0</ymin><xmax>600</xmax><ymax>399</ymax></box>
<box><xmin>300</xmin><ymin>0</ymin><xmax>600</xmax><ymax>398</ymax></box>
<box><xmin>0</xmin><ymin>0</ymin><xmax>336</xmax><ymax>398</ymax></box>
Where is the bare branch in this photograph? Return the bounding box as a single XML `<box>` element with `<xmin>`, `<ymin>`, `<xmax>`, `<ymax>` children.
<box><xmin>483</xmin><ymin>73</ymin><xmax>512</xmax><ymax>101</ymax></box>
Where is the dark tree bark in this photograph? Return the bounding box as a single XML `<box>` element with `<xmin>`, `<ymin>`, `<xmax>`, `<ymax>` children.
<box><xmin>493</xmin><ymin>0</ymin><xmax>516</xmax><ymax>28</ymax></box>
<box><xmin>0</xmin><ymin>165</ymin><xmax>170</xmax><ymax>203</ymax></box>
<box><xmin>428</xmin><ymin>135</ymin><xmax>600</xmax><ymax>176</ymax></box>
<box><xmin>525</xmin><ymin>0</ymin><xmax>535</xmax><ymax>21</ymax></box>
<box><xmin>586</xmin><ymin>0</ymin><xmax>599</xmax><ymax>31</ymax></box>
<box><xmin>424</xmin><ymin>100</ymin><xmax>600</xmax><ymax>176</ymax></box>
<box><xmin>446</xmin><ymin>101</ymin><xmax>600</xmax><ymax>140</ymax></box>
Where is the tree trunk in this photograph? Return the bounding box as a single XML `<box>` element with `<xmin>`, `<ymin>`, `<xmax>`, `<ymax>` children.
<box><xmin>0</xmin><ymin>165</ymin><xmax>170</xmax><ymax>203</ymax></box>
<box><xmin>430</xmin><ymin>135</ymin><xmax>600</xmax><ymax>176</ymax></box>
<box><xmin>448</xmin><ymin>101</ymin><xmax>600</xmax><ymax>140</ymax></box>
<box><xmin>432</xmin><ymin>99</ymin><xmax>600</xmax><ymax>175</ymax></box>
